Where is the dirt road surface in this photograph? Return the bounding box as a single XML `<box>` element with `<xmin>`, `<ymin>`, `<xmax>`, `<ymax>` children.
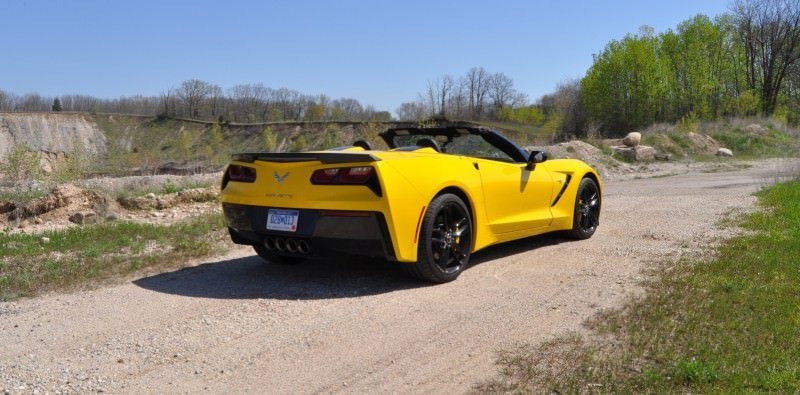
<box><xmin>1</xmin><ymin>159</ymin><xmax>797</xmax><ymax>394</ymax></box>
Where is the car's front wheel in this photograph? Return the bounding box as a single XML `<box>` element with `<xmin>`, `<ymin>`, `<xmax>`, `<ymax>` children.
<box><xmin>406</xmin><ymin>193</ymin><xmax>472</xmax><ymax>283</ymax></box>
<box><xmin>253</xmin><ymin>245</ymin><xmax>307</xmax><ymax>265</ymax></box>
<box><xmin>569</xmin><ymin>177</ymin><xmax>600</xmax><ymax>239</ymax></box>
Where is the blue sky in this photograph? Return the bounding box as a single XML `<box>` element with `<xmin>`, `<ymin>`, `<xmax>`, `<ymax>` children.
<box><xmin>0</xmin><ymin>0</ymin><xmax>729</xmax><ymax>112</ymax></box>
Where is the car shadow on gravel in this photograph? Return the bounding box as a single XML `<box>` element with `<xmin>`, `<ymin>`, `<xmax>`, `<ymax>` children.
<box><xmin>133</xmin><ymin>254</ymin><xmax>424</xmax><ymax>300</ymax></box>
<box><xmin>133</xmin><ymin>233</ymin><xmax>572</xmax><ymax>300</ymax></box>
<box><xmin>468</xmin><ymin>233</ymin><xmax>570</xmax><ymax>267</ymax></box>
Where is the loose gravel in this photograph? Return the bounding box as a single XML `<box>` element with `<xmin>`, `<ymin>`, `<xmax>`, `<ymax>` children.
<box><xmin>0</xmin><ymin>159</ymin><xmax>797</xmax><ymax>394</ymax></box>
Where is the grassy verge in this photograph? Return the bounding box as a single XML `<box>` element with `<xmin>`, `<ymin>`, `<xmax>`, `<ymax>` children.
<box><xmin>0</xmin><ymin>212</ymin><xmax>229</xmax><ymax>301</ymax></box>
<box><xmin>0</xmin><ymin>189</ymin><xmax>50</xmax><ymax>205</ymax></box>
<box><xmin>113</xmin><ymin>179</ymin><xmax>216</xmax><ymax>199</ymax></box>
<box><xmin>478</xmin><ymin>179</ymin><xmax>800</xmax><ymax>393</ymax></box>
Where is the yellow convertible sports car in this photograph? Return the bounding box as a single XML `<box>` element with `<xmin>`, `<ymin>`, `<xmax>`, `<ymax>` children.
<box><xmin>220</xmin><ymin>125</ymin><xmax>601</xmax><ymax>283</ymax></box>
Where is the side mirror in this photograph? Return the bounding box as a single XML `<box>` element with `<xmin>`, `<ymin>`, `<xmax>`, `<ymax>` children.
<box><xmin>526</xmin><ymin>151</ymin><xmax>548</xmax><ymax>170</ymax></box>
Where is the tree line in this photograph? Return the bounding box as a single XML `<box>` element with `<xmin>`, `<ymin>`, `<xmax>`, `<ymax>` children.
<box><xmin>401</xmin><ymin>0</ymin><xmax>800</xmax><ymax>137</ymax></box>
<box><xmin>581</xmin><ymin>0</ymin><xmax>800</xmax><ymax>135</ymax></box>
<box><xmin>396</xmin><ymin>67</ymin><xmax>530</xmax><ymax>122</ymax></box>
<box><xmin>0</xmin><ymin>81</ymin><xmax>391</xmax><ymax>123</ymax></box>
<box><xmin>3</xmin><ymin>0</ymin><xmax>796</xmax><ymax>137</ymax></box>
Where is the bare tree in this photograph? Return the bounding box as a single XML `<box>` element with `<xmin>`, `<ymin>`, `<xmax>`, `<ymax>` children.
<box><xmin>489</xmin><ymin>72</ymin><xmax>515</xmax><ymax>113</ymax></box>
<box><xmin>397</xmin><ymin>101</ymin><xmax>428</xmax><ymax>121</ymax></box>
<box><xmin>176</xmin><ymin>79</ymin><xmax>214</xmax><ymax>118</ymax></box>
<box><xmin>464</xmin><ymin>67</ymin><xmax>491</xmax><ymax>119</ymax></box>
<box><xmin>732</xmin><ymin>0</ymin><xmax>800</xmax><ymax>114</ymax></box>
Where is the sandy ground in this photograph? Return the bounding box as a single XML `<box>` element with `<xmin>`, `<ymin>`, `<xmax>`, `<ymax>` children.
<box><xmin>1</xmin><ymin>158</ymin><xmax>798</xmax><ymax>394</ymax></box>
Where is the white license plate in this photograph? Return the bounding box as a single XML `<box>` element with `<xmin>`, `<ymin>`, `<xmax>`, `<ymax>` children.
<box><xmin>267</xmin><ymin>209</ymin><xmax>299</xmax><ymax>232</ymax></box>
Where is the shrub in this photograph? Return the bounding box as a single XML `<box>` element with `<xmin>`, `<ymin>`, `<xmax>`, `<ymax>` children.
<box><xmin>1</xmin><ymin>144</ymin><xmax>43</xmax><ymax>181</ymax></box>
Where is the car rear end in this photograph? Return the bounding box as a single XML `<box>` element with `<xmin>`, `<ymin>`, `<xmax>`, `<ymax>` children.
<box><xmin>220</xmin><ymin>152</ymin><xmax>415</xmax><ymax>262</ymax></box>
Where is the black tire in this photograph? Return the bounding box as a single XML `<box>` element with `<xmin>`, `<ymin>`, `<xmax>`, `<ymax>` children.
<box><xmin>406</xmin><ymin>194</ymin><xmax>472</xmax><ymax>283</ymax></box>
<box><xmin>569</xmin><ymin>177</ymin><xmax>601</xmax><ymax>240</ymax></box>
<box><xmin>252</xmin><ymin>245</ymin><xmax>307</xmax><ymax>265</ymax></box>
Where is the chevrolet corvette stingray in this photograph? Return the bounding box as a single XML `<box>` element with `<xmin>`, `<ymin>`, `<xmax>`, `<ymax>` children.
<box><xmin>220</xmin><ymin>125</ymin><xmax>601</xmax><ymax>283</ymax></box>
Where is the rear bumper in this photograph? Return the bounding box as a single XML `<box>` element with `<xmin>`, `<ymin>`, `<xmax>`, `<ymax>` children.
<box><xmin>223</xmin><ymin>203</ymin><xmax>396</xmax><ymax>260</ymax></box>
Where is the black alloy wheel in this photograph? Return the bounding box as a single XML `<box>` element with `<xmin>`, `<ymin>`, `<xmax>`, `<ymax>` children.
<box><xmin>407</xmin><ymin>194</ymin><xmax>472</xmax><ymax>283</ymax></box>
<box><xmin>570</xmin><ymin>177</ymin><xmax>600</xmax><ymax>239</ymax></box>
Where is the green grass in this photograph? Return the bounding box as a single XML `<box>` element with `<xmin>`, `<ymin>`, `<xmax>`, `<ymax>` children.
<box><xmin>0</xmin><ymin>189</ymin><xmax>50</xmax><ymax>204</ymax></box>
<box><xmin>478</xmin><ymin>179</ymin><xmax>800</xmax><ymax>393</ymax></box>
<box><xmin>0</xmin><ymin>212</ymin><xmax>229</xmax><ymax>301</ymax></box>
<box><xmin>711</xmin><ymin>127</ymin><xmax>798</xmax><ymax>158</ymax></box>
<box><xmin>113</xmin><ymin>180</ymin><xmax>216</xmax><ymax>199</ymax></box>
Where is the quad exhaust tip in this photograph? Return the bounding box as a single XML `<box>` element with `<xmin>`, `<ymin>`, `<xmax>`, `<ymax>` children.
<box><xmin>263</xmin><ymin>237</ymin><xmax>310</xmax><ymax>255</ymax></box>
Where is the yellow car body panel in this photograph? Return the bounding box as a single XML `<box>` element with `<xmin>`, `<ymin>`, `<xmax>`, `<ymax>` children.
<box><xmin>220</xmin><ymin>147</ymin><xmax>601</xmax><ymax>263</ymax></box>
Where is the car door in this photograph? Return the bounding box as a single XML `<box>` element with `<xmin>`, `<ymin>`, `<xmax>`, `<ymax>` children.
<box><xmin>476</xmin><ymin>159</ymin><xmax>555</xmax><ymax>234</ymax></box>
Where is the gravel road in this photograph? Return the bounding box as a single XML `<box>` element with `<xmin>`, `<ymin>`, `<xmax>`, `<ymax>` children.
<box><xmin>1</xmin><ymin>159</ymin><xmax>797</xmax><ymax>394</ymax></box>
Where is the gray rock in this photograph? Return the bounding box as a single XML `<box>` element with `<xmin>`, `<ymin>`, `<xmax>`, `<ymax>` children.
<box><xmin>622</xmin><ymin>132</ymin><xmax>642</xmax><ymax>147</ymax></box>
<box><xmin>68</xmin><ymin>210</ymin><xmax>99</xmax><ymax>225</ymax></box>
<box><xmin>105</xmin><ymin>212</ymin><xmax>120</xmax><ymax>221</ymax></box>
<box><xmin>613</xmin><ymin>145</ymin><xmax>656</xmax><ymax>161</ymax></box>
<box><xmin>655</xmin><ymin>152</ymin><xmax>672</xmax><ymax>161</ymax></box>
<box><xmin>716</xmin><ymin>147</ymin><xmax>734</xmax><ymax>157</ymax></box>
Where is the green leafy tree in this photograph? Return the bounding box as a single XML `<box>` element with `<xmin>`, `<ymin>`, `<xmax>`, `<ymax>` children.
<box><xmin>291</xmin><ymin>135</ymin><xmax>308</xmax><ymax>152</ymax></box>
<box><xmin>206</xmin><ymin>123</ymin><xmax>230</xmax><ymax>168</ymax></box>
<box><xmin>582</xmin><ymin>28</ymin><xmax>669</xmax><ymax>134</ymax></box>
<box><xmin>261</xmin><ymin>126</ymin><xmax>278</xmax><ymax>151</ymax></box>
<box><xmin>175</xmin><ymin>130</ymin><xmax>194</xmax><ymax>162</ymax></box>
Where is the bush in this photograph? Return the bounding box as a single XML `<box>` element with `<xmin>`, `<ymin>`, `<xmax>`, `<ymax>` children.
<box><xmin>1</xmin><ymin>144</ymin><xmax>43</xmax><ymax>181</ymax></box>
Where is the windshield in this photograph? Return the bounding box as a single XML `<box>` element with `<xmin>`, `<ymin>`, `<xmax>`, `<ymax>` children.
<box><xmin>392</xmin><ymin>133</ymin><xmax>515</xmax><ymax>162</ymax></box>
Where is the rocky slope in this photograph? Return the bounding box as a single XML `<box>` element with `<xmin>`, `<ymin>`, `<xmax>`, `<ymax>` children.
<box><xmin>0</xmin><ymin>113</ymin><xmax>107</xmax><ymax>159</ymax></box>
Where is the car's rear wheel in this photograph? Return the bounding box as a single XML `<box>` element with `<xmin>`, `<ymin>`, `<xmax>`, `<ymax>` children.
<box><xmin>407</xmin><ymin>193</ymin><xmax>472</xmax><ymax>283</ymax></box>
<box><xmin>253</xmin><ymin>245</ymin><xmax>307</xmax><ymax>265</ymax></box>
<box><xmin>569</xmin><ymin>177</ymin><xmax>600</xmax><ymax>239</ymax></box>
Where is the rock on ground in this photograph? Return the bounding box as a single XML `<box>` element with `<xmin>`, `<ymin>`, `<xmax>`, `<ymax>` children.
<box><xmin>622</xmin><ymin>132</ymin><xmax>642</xmax><ymax>147</ymax></box>
<box><xmin>613</xmin><ymin>145</ymin><xmax>656</xmax><ymax>162</ymax></box>
<box><xmin>717</xmin><ymin>147</ymin><xmax>734</xmax><ymax>157</ymax></box>
<box><xmin>69</xmin><ymin>210</ymin><xmax>99</xmax><ymax>225</ymax></box>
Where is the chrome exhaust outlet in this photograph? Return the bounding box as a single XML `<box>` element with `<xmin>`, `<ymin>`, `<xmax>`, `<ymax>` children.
<box><xmin>274</xmin><ymin>238</ymin><xmax>286</xmax><ymax>252</ymax></box>
<box><xmin>285</xmin><ymin>239</ymin><xmax>298</xmax><ymax>253</ymax></box>
<box><xmin>297</xmin><ymin>240</ymin><xmax>310</xmax><ymax>254</ymax></box>
<box><xmin>263</xmin><ymin>237</ymin><xmax>276</xmax><ymax>250</ymax></box>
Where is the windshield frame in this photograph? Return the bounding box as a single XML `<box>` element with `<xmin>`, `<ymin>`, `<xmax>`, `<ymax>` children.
<box><xmin>379</xmin><ymin>126</ymin><xmax>529</xmax><ymax>163</ymax></box>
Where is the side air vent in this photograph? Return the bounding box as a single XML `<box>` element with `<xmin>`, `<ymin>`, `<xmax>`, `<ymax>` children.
<box><xmin>551</xmin><ymin>175</ymin><xmax>572</xmax><ymax>207</ymax></box>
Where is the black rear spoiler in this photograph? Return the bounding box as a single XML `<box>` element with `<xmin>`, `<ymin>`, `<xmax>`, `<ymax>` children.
<box><xmin>231</xmin><ymin>152</ymin><xmax>381</xmax><ymax>164</ymax></box>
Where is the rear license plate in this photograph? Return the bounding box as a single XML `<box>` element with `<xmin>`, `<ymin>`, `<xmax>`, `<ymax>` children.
<box><xmin>267</xmin><ymin>209</ymin><xmax>299</xmax><ymax>232</ymax></box>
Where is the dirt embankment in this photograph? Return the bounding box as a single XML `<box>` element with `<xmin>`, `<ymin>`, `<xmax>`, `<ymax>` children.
<box><xmin>0</xmin><ymin>113</ymin><xmax>107</xmax><ymax>160</ymax></box>
<box><xmin>0</xmin><ymin>173</ymin><xmax>222</xmax><ymax>232</ymax></box>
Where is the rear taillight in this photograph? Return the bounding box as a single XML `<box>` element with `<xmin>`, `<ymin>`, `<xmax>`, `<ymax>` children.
<box><xmin>227</xmin><ymin>164</ymin><xmax>257</xmax><ymax>183</ymax></box>
<box><xmin>311</xmin><ymin>166</ymin><xmax>374</xmax><ymax>185</ymax></box>
<box><xmin>310</xmin><ymin>166</ymin><xmax>382</xmax><ymax>196</ymax></box>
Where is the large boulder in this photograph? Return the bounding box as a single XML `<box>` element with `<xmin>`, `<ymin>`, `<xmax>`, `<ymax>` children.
<box><xmin>622</xmin><ymin>132</ymin><xmax>642</xmax><ymax>147</ymax></box>
<box><xmin>716</xmin><ymin>147</ymin><xmax>734</xmax><ymax>157</ymax></box>
<box><xmin>613</xmin><ymin>145</ymin><xmax>656</xmax><ymax>162</ymax></box>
